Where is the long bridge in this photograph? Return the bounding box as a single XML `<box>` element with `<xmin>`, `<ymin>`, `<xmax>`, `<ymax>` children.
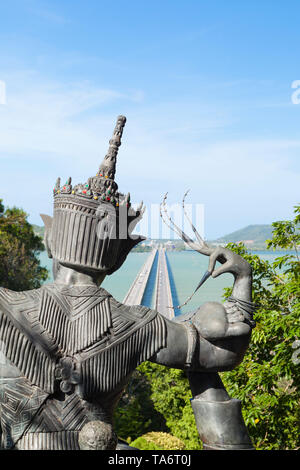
<box><xmin>122</xmin><ymin>248</ymin><xmax>157</xmax><ymax>306</ymax></box>
<box><xmin>154</xmin><ymin>248</ymin><xmax>175</xmax><ymax>319</ymax></box>
<box><xmin>123</xmin><ymin>247</ymin><xmax>175</xmax><ymax>319</ymax></box>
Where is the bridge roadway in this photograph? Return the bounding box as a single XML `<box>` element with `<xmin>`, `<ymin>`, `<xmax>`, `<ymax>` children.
<box><xmin>123</xmin><ymin>247</ymin><xmax>175</xmax><ymax>320</ymax></box>
<box><xmin>123</xmin><ymin>248</ymin><xmax>157</xmax><ymax>306</ymax></box>
<box><xmin>154</xmin><ymin>247</ymin><xmax>175</xmax><ymax>320</ymax></box>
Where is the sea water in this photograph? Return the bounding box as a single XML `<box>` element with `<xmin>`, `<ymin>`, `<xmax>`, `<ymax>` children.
<box><xmin>38</xmin><ymin>249</ymin><xmax>289</xmax><ymax>316</ymax></box>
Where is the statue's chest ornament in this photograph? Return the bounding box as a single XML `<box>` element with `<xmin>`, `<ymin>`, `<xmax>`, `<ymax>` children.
<box><xmin>54</xmin><ymin>356</ymin><xmax>82</xmax><ymax>394</ymax></box>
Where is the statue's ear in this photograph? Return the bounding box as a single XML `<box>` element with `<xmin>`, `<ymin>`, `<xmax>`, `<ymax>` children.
<box><xmin>40</xmin><ymin>214</ymin><xmax>53</xmax><ymax>231</ymax></box>
<box><xmin>40</xmin><ymin>213</ymin><xmax>53</xmax><ymax>258</ymax></box>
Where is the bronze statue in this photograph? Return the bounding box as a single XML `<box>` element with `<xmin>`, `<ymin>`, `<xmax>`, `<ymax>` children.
<box><xmin>0</xmin><ymin>116</ymin><xmax>256</xmax><ymax>450</ymax></box>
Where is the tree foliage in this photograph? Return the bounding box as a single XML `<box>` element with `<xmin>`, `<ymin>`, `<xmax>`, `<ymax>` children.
<box><xmin>113</xmin><ymin>365</ymin><xmax>168</xmax><ymax>441</ymax></box>
<box><xmin>137</xmin><ymin>362</ymin><xmax>201</xmax><ymax>450</ymax></box>
<box><xmin>131</xmin><ymin>432</ymin><xmax>186</xmax><ymax>450</ymax></box>
<box><xmin>0</xmin><ymin>199</ymin><xmax>48</xmax><ymax>291</ymax></box>
<box><xmin>221</xmin><ymin>204</ymin><xmax>300</xmax><ymax>450</ymax></box>
<box><xmin>114</xmin><ymin>361</ymin><xmax>201</xmax><ymax>450</ymax></box>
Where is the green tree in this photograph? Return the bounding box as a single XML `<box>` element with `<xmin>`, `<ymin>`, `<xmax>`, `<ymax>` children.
<box><xmin>0</xmin><ymin>198</ymin><xmax>48</xmax><ymax>291</ymax></box>
<box><xmin>131</xmin><ymin>431</ymin><xmax>186</xmax><ymax>450</ymax></box>
<box><xmin>114</xmin><ymin>361</ymin><xmax>201</xmax><ymax>450</ymax></box>
<box><xmin>113</xmin><ymin>365</ymin><xmax>168</xmax><ymax>441</ymax></box>
<box><xmin>221</xmin><ymin>204</ymin><xmax>300</xmax><ymax>450</ymax></box>
<box><xmin>136</xmin><ymin>362</ymin><xmax>201</xmax><ymax>450</ymax></box>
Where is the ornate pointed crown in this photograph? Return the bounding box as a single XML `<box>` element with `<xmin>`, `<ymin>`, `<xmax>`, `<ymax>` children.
<box><xmin>53</xmin><ymin>115</ymin><xmax>130</xmax><ymax>208</ymax></box>
<box><xmin>49</xmin><ymin>116</ymin><xmax>144</xmax><ymax>275</ymax></box>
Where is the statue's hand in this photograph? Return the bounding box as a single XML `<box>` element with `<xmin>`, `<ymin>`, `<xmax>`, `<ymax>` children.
<box><xmin>187</xmin><ymin>302</ymin><xmax>251</xmax><ymax>371</ymax></box>
<box><xmin>179</xmin><ymin>244</ymin><xmax>253</xmax><ymax>371</ymax></box>
<box><xmin>192</xmin><ymin>301</ymin><xmax>251</xmax><ymax>340</ymax></box>
<box><xmin>207</xmin><ymin>246</ymin><xmax>252</xmax><ymax>279</ymax></box>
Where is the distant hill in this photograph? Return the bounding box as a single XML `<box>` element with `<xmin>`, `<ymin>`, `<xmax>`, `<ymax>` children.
<box><xmin>32</xmin><ymin>224</ymin><xmax>45</xmax><ymax>238</ymax></box>
<box><xmin>211</xmin><ymin>224</ymin><xmax>274</xmax><ymax>249</ymax></box>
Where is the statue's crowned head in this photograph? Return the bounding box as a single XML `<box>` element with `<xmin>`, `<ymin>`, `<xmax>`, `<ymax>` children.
<box><xmin>41</xmin><ymin>116</ymin><xmax>145</xmax><ymax>275</ymax></box>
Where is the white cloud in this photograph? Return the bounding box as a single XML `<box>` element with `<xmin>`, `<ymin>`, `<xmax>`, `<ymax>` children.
<box><xmin>0</xmin><ymin>77</ymin><xmax>124</xmax><ymax>159</ymax></box>
<box><xmin>0</xmin><ymin>70</ymin><xmax>298</xmax><ymax>237</ymax></box>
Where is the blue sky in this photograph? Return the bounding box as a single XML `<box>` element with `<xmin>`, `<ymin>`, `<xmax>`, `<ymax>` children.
<box><xmin>0</xmin><ymin>0</ymin><xmax>299</xmax><ymax>239</ymax></box>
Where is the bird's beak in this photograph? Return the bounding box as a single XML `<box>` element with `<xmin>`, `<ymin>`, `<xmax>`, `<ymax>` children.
<box><xmin>194</xmin><ymin>270</ymin><xmax>211</xmax><ymax>292</ymax></box>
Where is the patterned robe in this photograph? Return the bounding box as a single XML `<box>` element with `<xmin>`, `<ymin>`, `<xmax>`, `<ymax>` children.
<box><xmin>0</xmin><ymin>284</ymin><xmax>166</xmax><ymax>449</ymax></box>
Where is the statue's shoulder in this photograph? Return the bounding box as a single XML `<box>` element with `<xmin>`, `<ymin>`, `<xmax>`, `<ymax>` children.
<box><xmin>108</xmin><ymin>295</ymin><xmax>157</xmax><ymax>322</ymax></box>
<box><xmin>0</xmin><ymin>285</ymin><xmax>57</xmax><ymax>393</ymax></box>
<box><xmin>0</xmin><ymin>286</ymin><xmax>42</xmax><ymax>313</ymax></box>
<box><xmin>78</xmin><ymin>292</ymin><xmax>167</xmax><ymax>368</ymax></box>
<box><xmin>0</xmin><ymin>286</ymin><xmax>44</xmax><ymax>342</ymax></box>
<box><xmin>96</xmin><ymin>285</ymin><xmax>154</xmax><ymax>320</ymax></box>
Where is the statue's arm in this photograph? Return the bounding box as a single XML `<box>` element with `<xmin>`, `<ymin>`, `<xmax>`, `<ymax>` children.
<box><xmin>151</xmin><ymin>309</ymin><xmax>251</xmax><ymax>372</ymax></box>
<box><xmin>150</xmin><ymin>247</ymin><xmax>255</xmax><ymax>372</ymax></box>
